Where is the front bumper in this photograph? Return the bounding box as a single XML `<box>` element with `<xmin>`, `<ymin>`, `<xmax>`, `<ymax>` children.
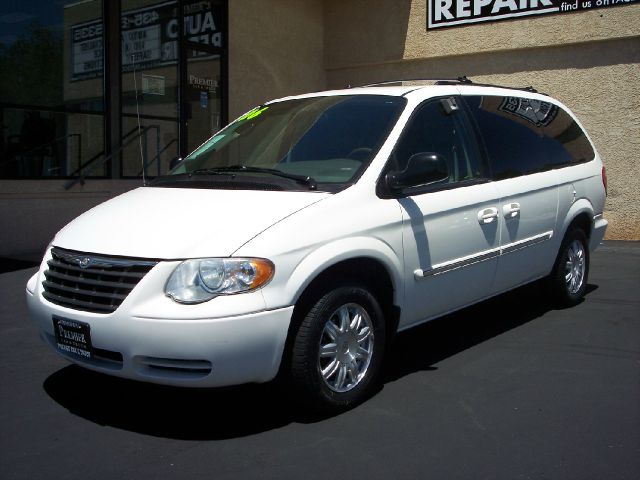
<box><xmin>26</xmin><ymin>267</ymin><xmax>293</xmax><ymax>388</ymax></box>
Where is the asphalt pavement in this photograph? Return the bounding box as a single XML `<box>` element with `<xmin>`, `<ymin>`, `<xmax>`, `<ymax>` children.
<box><xmin>1</xmin><ymin>242</ymin><xmax>638</xmax><ymax>480</ymax></box>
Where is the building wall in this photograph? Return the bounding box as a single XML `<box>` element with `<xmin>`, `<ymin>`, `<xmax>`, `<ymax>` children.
<box><xmin>1</xmin><ymin>0</ymin><xmax>328</xmax><ymax>261</ymax></box>
<box><xmin>324</xmin><ymin>1</ymin><xmax>640</xmax><ymax>240</ymax></box>
<box><xmin>2</xmin><ymin>0</ymin><xmax>637</xmax><ymax>263</ymax></box>
<box><xmin>228</xmin><ymin>0</ymin><xmax>326</xmax><ymax>119</ymax></box>
<box><xmin>0</xmin><ymin>180</ymin><xmax>143</xmax><ymax>260</ymax></box>
<box><xmin>324</xmin><ymin>0</ymin><xmax>639</xmax><ymax>67</ymax></box>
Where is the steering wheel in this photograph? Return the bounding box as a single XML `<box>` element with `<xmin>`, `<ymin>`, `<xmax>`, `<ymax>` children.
<box><xmin>346</xmin><ymin>147</ymin><xmax>373</xmax><ymax>162</ymax></box>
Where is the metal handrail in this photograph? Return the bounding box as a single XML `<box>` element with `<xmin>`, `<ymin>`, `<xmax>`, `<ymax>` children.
<box><xmin>0</xmin><ymin>133</ymin><xmax>81</xmax><ymax>171</ymax></box>
<box><xmin>64</xmin><ymin>126</ymin><xmax>143</xmax><ymax>179</ymax></box>
<box><xmin>64</xmin><ymin>125</ymin><xmax>159</xmax><ymax>190</ymax></box>
<box><xmin>137</xmin><ymin>138</ymin><xmax>177</xmax><ymax>176</ymax></box>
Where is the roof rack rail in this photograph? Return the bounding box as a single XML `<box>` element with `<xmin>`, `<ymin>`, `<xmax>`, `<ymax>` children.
<box><xmin>352</xmin><ymin>76</ymin><xmax>543</xmax><ymax>95</ymax></box>
<box><xmin>436</xmin><ymin>77</ymin><xmax>539</xmax><ymax>94</ymax></box>
<box><xmin>353</xmin><ymin>77</ymin><xmax>471</xmax><ymax>88</ymax></box>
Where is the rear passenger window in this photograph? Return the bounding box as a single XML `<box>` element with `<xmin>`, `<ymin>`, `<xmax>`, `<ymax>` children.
<box><xmin>464</xmin><ymin>96</ymin><xmax>549</xmax><ymax>180</ymax></box>
<box><xmin>542</xmin><ymin>107</ymin><xmax>595</xmax><ymax>167</ymax></box>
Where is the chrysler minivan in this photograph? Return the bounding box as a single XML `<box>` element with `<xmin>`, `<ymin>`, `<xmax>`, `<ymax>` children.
<box><xmin>26</xmin><ymin>79</ymin><xmax>608</xmax><ymax>409</ymax></box>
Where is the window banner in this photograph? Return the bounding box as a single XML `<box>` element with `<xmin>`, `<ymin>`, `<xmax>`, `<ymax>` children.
<box><xmin>427</xmin><ymin>0</ymin><xmax>637</xmax><ymax>29</ymax></box>
<box><xmin>70</xmin><ymin>0</ymin><xmax>223</xmax><ymax>82</ymax></box>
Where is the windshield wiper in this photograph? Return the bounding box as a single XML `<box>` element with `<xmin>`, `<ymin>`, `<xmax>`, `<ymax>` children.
<box><xmin>190</xmin><ymin>165</ymin><xmax>317</xmax><ymax>190</ymax></box>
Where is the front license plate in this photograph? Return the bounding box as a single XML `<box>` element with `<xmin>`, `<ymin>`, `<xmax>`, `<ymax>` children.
<box><xmin>53</xmin><ymin>316</ymin><xmax>93</xmax><ymax>359</ymax></box>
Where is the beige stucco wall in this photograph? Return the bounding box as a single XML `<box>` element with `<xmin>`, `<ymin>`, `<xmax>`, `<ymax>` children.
<box><xmin>324</xmin><ymin>0</ymin><xmax>640</xmax><ymax>68</ymax></box>
<box><xmin>323</xmin><ymin>1</ymin><xmax>640</xmax><ymax>239</ymax></box>
<box><xmin>228</xmin><ymin>0</ymin><xmax>326</xmax><ymax>119</ymax></box>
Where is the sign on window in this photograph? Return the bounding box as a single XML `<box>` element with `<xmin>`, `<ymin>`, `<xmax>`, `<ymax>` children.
<box><xmin>70</xmin><ymin>0</ymin><xmax>223</xmax><ymax>82</ymax></box>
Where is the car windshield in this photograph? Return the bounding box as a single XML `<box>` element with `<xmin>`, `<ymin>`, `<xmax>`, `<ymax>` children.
<box><xmin>158</xmin><ymin>95</ymin><xmax>406</xmax><ymax>192</ymax></box>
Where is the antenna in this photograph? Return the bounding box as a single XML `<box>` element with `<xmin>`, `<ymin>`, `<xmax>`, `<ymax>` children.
<box><xmin>132</xmin><ymin>53</ymin><xmax>146</xmax><ymax>185</ymax></box>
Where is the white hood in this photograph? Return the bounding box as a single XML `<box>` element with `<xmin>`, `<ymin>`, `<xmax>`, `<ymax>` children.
<box><xmin>53</xmin><ymin>187</ymin><xmax>329</xmax><ymax>259</ymax></box>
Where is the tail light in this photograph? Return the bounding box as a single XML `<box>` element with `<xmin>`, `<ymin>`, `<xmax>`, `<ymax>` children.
<box><xmin>602</xmin><ymin>166</ymin><xmax>608</xmax><ymax>196</ymax></box>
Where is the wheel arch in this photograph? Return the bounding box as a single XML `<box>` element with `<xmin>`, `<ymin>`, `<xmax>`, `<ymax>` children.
<box><xmin>292</xmin><ymin>256</ymin><xmax>400</xmax><ymax>327</ymax></box>
<box><xmin>278</xmin><ymin>244</ymin><xmax>403</xmax><ymax>378</ymax></box>
<box><xmin>560</xmin><ymin>199</ymin><xmax>594</xmax><ymax>242</ymax></box>
<box><xmin>549</xmin><ymin>200</ymin><xmax>594</xmax><ymax>281</ymax></box>
<box><xmin>285</xmin><ymin>237</ymin><xmax>403</xmax><ymax>310</ymax></box>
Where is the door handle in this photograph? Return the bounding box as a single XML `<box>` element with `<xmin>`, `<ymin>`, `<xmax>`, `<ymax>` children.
<box><xmin>477</xmin><ymin>207</ymin><xmax>499</xmax><ymax>224</ymax></box>
<box><xmin>503</xmin><ymin>202</ymin><xmax>521</xmax><ymax>219</ymax></box>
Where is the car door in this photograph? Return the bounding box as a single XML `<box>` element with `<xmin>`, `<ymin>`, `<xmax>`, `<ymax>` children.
<box><xmin>463</xmin><ymin>95</ymin><xmax>560</xmax><ymax>294</ymax></box>
<box><xmin>381</xmin><ymin>96</ymin><xmax>502</xmax><ymax>329</ymax></box>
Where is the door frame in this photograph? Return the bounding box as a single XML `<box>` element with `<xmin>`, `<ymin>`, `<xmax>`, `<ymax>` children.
<box><xmin>177</xmin><ymin>0</ymin><xmax>228</xmax><ymax>158</ymax></box>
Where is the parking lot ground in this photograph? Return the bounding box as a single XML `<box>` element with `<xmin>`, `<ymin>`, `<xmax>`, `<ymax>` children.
<box><xmin>0</xmin><ymin>241</ymin><xmax>638</xmax><ymax>480</ymax></box>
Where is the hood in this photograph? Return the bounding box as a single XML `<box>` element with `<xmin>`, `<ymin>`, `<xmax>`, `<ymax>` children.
<box><xmin>53</xmin><ymin>187</ymin><xmax>329</xmax><ymax>259</ymax></box>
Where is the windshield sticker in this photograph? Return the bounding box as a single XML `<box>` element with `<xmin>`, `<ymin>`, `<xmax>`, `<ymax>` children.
<box><xmin>236</xmin><ymin>106</ymin><xmax>269</xmax><ymax>122</ymax></box>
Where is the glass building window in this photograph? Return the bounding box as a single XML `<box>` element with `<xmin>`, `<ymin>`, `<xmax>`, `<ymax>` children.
<box><xmin>120</xmin><ymin>0</ymin><xmax>180</xmax><ymax>177</ymax></box>
<box><xmin>0</xmin><ymin>0</ymin><xmax>227</xmax><ymax>180</ymax></box>
<box><xmin>120</xmin><ymin>0</ymin><xmax>225</xmax><ymax>178</ymax></box>
<box><xmin>0</xmin><ymin>0</ymin><xmax>105</xmax><ymax>178</ymax></box>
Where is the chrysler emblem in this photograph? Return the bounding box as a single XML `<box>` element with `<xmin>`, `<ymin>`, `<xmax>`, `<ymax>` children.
<box><xmin>78</xmin><ymin>257</ymin><xmax>92</xmax><ymax>269</ymax></box>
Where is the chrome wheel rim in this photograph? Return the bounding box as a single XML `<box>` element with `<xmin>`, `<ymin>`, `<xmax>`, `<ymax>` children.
<box><xmin>318</xmin><ymin>303</ymin><xmax>374</xmax><ymax>393</ymax></box>
<box><xmin>564</xmin><ymin>240</ymin><xmax>586</xmax><ymax>295</ymax></box>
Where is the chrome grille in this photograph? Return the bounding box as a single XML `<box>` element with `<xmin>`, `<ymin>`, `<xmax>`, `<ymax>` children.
<box><xmin>42</xmin><ymin>247</ymin><xmax>157</xmax><ymax>314</ymax></box>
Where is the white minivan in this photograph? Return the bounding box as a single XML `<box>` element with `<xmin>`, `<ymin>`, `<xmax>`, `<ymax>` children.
<box><xmin>26</xmin><ymin>79</ymin><xmax>608</xmax><ymax>410</ymax></box>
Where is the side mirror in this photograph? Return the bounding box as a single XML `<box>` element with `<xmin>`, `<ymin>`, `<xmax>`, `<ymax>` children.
<box><xmin>169</xmin><ymin>156</ymin><xmax>183</xmax><ymax>170</ymax></box>
<box><xmin>385</xmin><ymin>152</ymin><xmax>449</xmax><ymax>192</ymax></box>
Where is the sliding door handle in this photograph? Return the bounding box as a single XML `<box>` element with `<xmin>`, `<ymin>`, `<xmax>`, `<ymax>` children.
<box><xmin>478</xmin><ymin>207</ymin><xmax>499</xmax><ymax>224</ymax></box>
<box><xmin>503</xmin><ymin>202</ymin><xmax>521</xmax><ymax>219</ymax></box>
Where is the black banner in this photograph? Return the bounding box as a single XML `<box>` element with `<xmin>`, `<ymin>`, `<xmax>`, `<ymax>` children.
<box><xmin>428</xmin><ymin>0</ymin><xmax>637</xmax><ymax>29</ymax></box>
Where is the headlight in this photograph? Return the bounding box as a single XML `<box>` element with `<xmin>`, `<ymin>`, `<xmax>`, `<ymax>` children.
<box><xmin>165</xmin><ymin>258</ymin><xmax>274</xmax><ymax>304</ymax></box>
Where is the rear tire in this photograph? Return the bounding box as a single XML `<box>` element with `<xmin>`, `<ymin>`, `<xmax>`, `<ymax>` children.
<box><xmin>548</xmin><ymin>228</ymin><xmax>590</xmax><ymax>307</ymax></box>
<box><xmin>290</xmin><ymin>284</ymin><xmax>386</xmax><ymax>411</ymax></box>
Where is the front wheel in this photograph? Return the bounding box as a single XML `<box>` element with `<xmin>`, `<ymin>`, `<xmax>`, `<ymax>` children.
<box><xmin>548</xmin><ymin>228</ymin><xmax>590</xmax><ymax>307</ymax></box>
<box><xmin>290</xmin><ymin>285</ymin><xmax>386</xmax><ymax>411</ymax></box>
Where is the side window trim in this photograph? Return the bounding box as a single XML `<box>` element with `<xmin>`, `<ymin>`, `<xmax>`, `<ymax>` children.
<box><xmin>454</xmin><ymin>96</ymin><xmax>492</xmax><ymax>182</ymax></box>
<box><xmin>458</xmin><ymin>94</ymin><xmax>495</xmax><ymax>181</ymax></box>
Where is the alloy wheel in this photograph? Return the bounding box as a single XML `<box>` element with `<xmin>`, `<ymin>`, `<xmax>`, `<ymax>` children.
<box><xmin>564</xmin><ymin>239</ymin><xmax>586</xmax><ymax>295</ymax></box>
<box><xmin>317</xmin><ymin>303</ymin><xmax>374</xmax><ymax>393</ymax></box>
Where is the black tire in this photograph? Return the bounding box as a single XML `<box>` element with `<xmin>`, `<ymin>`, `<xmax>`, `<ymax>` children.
<box><xmin>290</xmin><ymin>284</ymin><xmax>386</xmax><ymax>411</ymax></box>
<box><xmin>548</xmin><ymin>228</ymin><xmax>590</xmax><ymax>307</ymax></box>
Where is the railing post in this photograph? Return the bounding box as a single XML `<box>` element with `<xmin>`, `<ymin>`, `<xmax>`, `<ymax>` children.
<box><xmin>104</xmin><ymin>0</ymin><xmax>122</xmax><ymax>179</ymax></box>
<box><xmin>143</xmin><ymin>127</ymin><xmax>148</xmax><ymax>177</ymax></box>
<box><xmin>156</xmin><ymin>125</ymin><xmax>161</xmax><ymax>176</ymax></box>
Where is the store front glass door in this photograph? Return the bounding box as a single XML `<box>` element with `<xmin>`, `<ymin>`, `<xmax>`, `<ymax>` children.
<box><xmin>185</xmin><ymin>51</ymin><xmax>222</xmax><ymax>153</ymax></box>
<box><xmin>181</xmin><ymin>0</ymin><xmax>225</xmax><ymax>156</ymax></box>
<box><xmin>119</xmin><ymin>0</ymin><xmax>225</xmax><ymax>176</ymax></box>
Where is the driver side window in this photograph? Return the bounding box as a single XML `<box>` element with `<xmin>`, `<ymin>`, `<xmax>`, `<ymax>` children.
<box><xmin>391</xmin><ymin>97</ymin><xmax>484</xmax><ymax>184</ymax></box>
